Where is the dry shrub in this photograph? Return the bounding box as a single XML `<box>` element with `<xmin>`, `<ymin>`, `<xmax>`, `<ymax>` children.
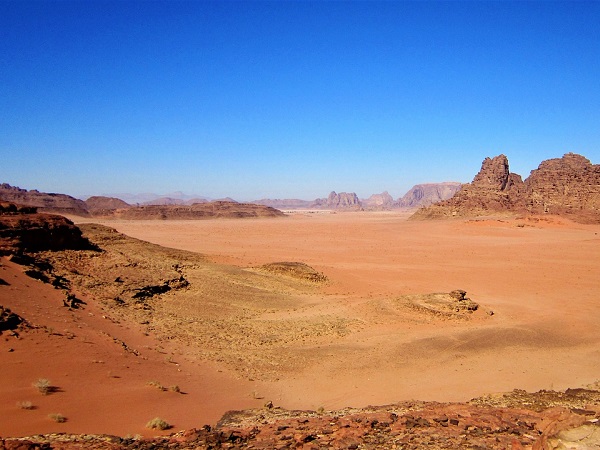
<box><xmin>17</xmin><ymin>401</ymin><xmax>34</xmax><ymax>410</ymax></box>
<box><xmin>48</xmin><ymin>413</ymin><xmax>66</xmax><ymax>423</ymax></box>
<box><xmin>168</xmin><ymin>385</ymin><xmax>181</xmax><ymax>393</ymax></box>
<box><xmin>146</xmin><ymin>380</ymin><xmax>165</xmax><ymax>391</ymax></box>
<box><xmin>33</xmin><ymin>378</ymin><xmax>51</xmax><ymax>395</ymax></box>
<box><xmin>146</xmin><ymin>417</ymin><xmax>171</xmax><ymax>430</ymax></box>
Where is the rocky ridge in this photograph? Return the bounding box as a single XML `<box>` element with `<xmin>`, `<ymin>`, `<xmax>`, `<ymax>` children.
<box><xmin>2</xmin><ymin>388</ymin><xmax>600</xmax><ymax>449</ymax></box>
<box><xmin>411</xmin><ymin>153</ymin><xmax>600</xmax><ymax>223</ymax></box>
<box><xmin>253</xmin><ymin>185</ymin><xmax>460</xmax><ymax>210</ymax></box>
<box><xmin>112</xmin><ymin>201</ymin><xmax>285</xmax><ymax>220</ymax></box>
<box><xmin>0</xmin><ymin>184</ymin><xmax>89</xmax><ymax>217</ymax></box>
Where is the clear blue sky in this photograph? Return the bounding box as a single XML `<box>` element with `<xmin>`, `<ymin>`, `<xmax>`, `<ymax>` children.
<box><xmin>1</xmin><ymin>1</ymin><xmax>599</xmax><ymax>201</ymax></box>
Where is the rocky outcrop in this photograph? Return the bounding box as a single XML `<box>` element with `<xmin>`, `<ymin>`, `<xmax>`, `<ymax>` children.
<box><xmin>0</xmin><ymin>183</ymin><xmax>89</xmax><ymax>217</ymax></box>
<box><xmin>362</xmin><ymin>191</ymin><xmax>395</xmax><ymax>209</ymax></box>
<box><xmin>0</xmin><ymin>305</ymin><xmax>26</xmax><ymax>332</ymax></box>
<box><xmin>523</xmin><ymin>153</ymin><xmax>600</xmax><ymax>221</ymax></box>
<box><xmin>3</xmin><ymin>388</ymin><xmax>600</xmax><ymax>449</ymax></box>
<box><xmin>0</xmin><ymin>203</ymin><xmax>94</xmax><ymax>255</ymax></box>
<box><xmin>313</xmin><ymin>191</ymin><xmax>361</xmax><ymax>209</ymax></box>
<box><xmin>410</xmin><ymin>153</ymin><xmax>600</xmax><ymax>222</ymax></box>
<box><xmin>113</xmin><ymin>201</ymin><xmax>285</xmax><ymax>220</ymax></box>
<box><xmin>398</xmin><ymin>182</ymin><xmax>462</xmax><ymax>208</ymax></box>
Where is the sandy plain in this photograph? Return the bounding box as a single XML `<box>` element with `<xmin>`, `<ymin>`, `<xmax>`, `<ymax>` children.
<box><xmin>2</xmin><ymin>211</ymin><xmax>600</xmax><ymax>438</ymax></box>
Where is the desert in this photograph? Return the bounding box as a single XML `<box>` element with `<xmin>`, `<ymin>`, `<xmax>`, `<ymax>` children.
<box><xmin>2</xmin><ymin>188</ymin><xmax>600</xmax><ymax>448</ymax></box>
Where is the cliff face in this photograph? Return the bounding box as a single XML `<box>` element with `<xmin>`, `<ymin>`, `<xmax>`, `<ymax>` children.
<box><xmin>0</xmin><ymin>202</ymin><xmax>93</xmax><ymax>255</ymax></box>
<box><xmin>410</xmin><ymin>153</ymin><xmax>600</xmax><ymax>223</ymax></box>
<box><xmin>524</xmin><ymin>153</ymin><xmax>600</xmax><ymax>220</ymax></box>
<box><xmin>0</xmin><ymin>184</ymin><xmax>89</xmax><ymax>217</ymax></box>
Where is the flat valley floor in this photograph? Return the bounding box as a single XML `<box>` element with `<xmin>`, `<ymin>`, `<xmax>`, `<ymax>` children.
<box><xmin>2</xmin><ymin>211</ymin><xmax>600</xmax><ymax>437</ymax></box>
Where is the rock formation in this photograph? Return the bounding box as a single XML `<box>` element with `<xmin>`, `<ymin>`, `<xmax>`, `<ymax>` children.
<box><xmin>411</xmin><ymin>153</ymin><xmax>600</xmax><ymax>223</ymax></box>
<box><xmin>313</xmin><ymin>191</ymin><xmax>361</xmax><ymax>209</ymax></box>
<box><xmin>523</xmin><ymin>153</ymin><xmax>600</xmax><ymax>220</ymax></box>
<box><xmin>398</xmin><ymin>182</ymin><xmax>462</xmax><ymax>208</ymax></box>
<box><xmin>362</xmin><ymin>191</ymin><xmax>395</xmax><ymax>209</ymax></box>
<box><xmin>0</xmin><ymin>202</ymin><xmax>94</xmax><ymax>255</ymax></box>
<box><xmin>0</xmin><ymin>183</ymin><xmax>89</xmax><ymax>217</ymax></box>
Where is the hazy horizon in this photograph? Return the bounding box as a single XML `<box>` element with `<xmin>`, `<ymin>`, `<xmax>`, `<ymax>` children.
<box><xmin>2</xmin><ymin>1</ymin><xmax>598</xmax><ymax>200</ymax></box>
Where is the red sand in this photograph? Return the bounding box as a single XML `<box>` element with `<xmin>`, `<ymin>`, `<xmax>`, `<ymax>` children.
<box><xmin>2</xmin><ymin>212</ymin><xmax>600</xmax><ymax>437</ymax></box>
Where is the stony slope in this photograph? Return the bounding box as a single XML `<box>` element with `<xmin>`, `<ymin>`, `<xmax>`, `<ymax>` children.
<box><xmin>2</xmin><ymin>388</ymin><xmax>600</xmax><ymax>448</ymax></box>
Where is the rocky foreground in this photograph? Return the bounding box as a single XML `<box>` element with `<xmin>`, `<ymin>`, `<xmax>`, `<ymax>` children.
<box><xmin>2</xmin><ymin>388</ymin><xmax>600</xmax><ymax>449</ymax></box>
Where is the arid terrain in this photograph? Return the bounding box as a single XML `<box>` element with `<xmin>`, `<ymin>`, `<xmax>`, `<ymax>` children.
<box><xmin>2</xmin><ymin>150</ymin><xmax>600</xmax><ymax>448</ymax></box>
<box><xmin>3</xmin><ymin>207</ymin><xmax>599</xmax><ymax>448</ymax></box>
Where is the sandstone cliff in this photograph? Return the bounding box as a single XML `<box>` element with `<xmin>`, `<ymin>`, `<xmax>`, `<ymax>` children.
<box><xmin>0</xmin><ymin>184</ymin><xmax>89</xmax><ymax>217</ymax></box>
<box><xmin>0</xmin><ymin>202</ymin><xmax>93</xmax><ymax>254</ymax></box>
<box><xmin>523</xmin><ymin>153</ymin><xmax>600</xmax><ymax>221</ymax></box>
<box><xmin>411</xmin><ymin>153</ymin><xmax>600</xmax><ymax>223</ymax></box>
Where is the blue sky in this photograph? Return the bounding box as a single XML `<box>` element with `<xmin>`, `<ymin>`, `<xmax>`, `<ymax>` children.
<box><xmin>1</xmin><ymin>1</ymin><xmax>599</xmax><ymax>201</ymax></box>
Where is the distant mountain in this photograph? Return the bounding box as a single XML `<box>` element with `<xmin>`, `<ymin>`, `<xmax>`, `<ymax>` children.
<box><xmin>111</xmin><ymin>192</ymin><xmax>211</xmax><ymax>205</ymax></box>
<box><xmin>109</xmin><ymin>201</ymin><xmax>284</xmax><ymax>220</ymax></box>
<box><xmin>362</xmin><ymin>191</ymin><xmax>395</xmax><ymax>209</ymax></box>
<box><xmin>253</xmin><ymin>185</ymin><xmax>460</xmax><ymax>211</ymax></box>
<box><xmin>252</xmin><ymin>199</ymin><xmax>313</xmax><ymax>209</ymax></box>
<box><xmin>0</xmin><ymin>183</ymin><xmax>90</xmax><ymax>216</ymax></box>
<box><xmin>313</xmin><ymin>191</ymin><xmax>361</xmax><ymax>209</ymax></box>
<box><xmin>398</xmin><ymin>183</ymin><xmax>462</xmax><ymax>208</ymax></box>
<box><xmin>85</xmin><ymin>196</ymin><xmax>131</xmax><ymax>212</ymax></box>
<box><xmin>411</xmin><ymin>153</ymin><xmax>600</xmax><ymax>223</ymax></box>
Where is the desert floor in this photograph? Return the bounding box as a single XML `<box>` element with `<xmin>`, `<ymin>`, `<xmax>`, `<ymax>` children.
<box><xmin>2</xmin><ymin>211</ymin><xmax>600</xmax><ymax>437</ymax></box>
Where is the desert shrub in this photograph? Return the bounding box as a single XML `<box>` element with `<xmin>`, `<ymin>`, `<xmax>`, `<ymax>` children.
<box><xmin>147</xmin><ymin>380</ymin><xmax>165</xmax><ymax>391</ymax></box>
<box><xmin>17</xmin><ymin>401</ymin><xmax>34</xmax><ymax>410</ymax></box>
<box><xmin>48</xmin><ymin>413</ymin><xmax>66</xmax><ymax>423</ymax></box>
<box><xmin>146</xmin><ymin>417</ymin><xmax>171</xmax><ymax>430</ymax></box>
<box><xmin>168</xmin><ymin>385</ymin><xmax>181</xmax><ymax>393</ymax></box>
<box><xmin>33</xmin><ymin>378</ymin><xmax>51</xmax><ymax>395</ymax></box>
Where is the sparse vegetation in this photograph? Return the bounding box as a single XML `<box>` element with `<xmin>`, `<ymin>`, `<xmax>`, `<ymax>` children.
<box><xmin>17</xmin><ymin>401</ymin><xmax>34</xmax><ymax>410</ymax></box>
<box><xmin>49</xmin><ymin>413</ymin><xmax>66</xmax><ymax>423</ymax></box>
<box><xmin>147</xmin><ymin>380</ymin><xmax>166</xmax><ymax>391</ymax></box>
<box><xmin>146</xmin><ymin>417</ymin><xmax>171</xmax><ymax>430</ymax></box>
<box><xmin>33</xmin><ymin>378</ymin><xmax>51</xmax><ymax>395</ymax></box>
<box><xmin>168</xmin><ymin>385</ymin><xmax>181</xmax><ymax>393</ymax></box>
